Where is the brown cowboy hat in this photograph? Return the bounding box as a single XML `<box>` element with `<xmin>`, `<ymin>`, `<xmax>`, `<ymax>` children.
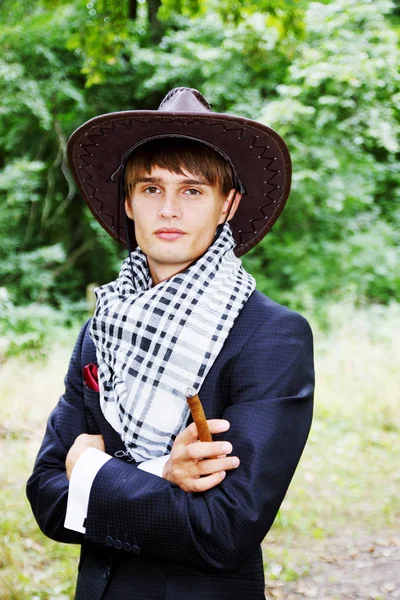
<box><xmin>67</xmin><ymin>87</ymin><xmax>291</xmax><ymax>257</ymax></box>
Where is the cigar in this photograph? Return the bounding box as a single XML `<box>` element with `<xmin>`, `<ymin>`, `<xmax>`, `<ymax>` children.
<box><xmin>186</xmin><ymin>392</ymin><xmax>212</xmax><ymax>442</ymax></box>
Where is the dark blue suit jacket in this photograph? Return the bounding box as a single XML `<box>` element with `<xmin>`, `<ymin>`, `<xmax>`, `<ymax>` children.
<box><xmin>27</xmin><ymin>290</ymin><xmax>314</xmax><ymax>599</ymax></box>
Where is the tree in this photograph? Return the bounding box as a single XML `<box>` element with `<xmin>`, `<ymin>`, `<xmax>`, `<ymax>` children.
<box><xmin>244</xmin><ymin>0</ymin><xmax>400</xmax><ymax>307</ymax></box>
<box><xmin>0</xmin><ymin>0</ymin><xmax>398</xmax><ymax>323</ymax></box>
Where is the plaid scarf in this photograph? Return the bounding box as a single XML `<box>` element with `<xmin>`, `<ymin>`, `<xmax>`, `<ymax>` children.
<box><xmin>90</xmin><ymin>224</ymin><xmax>255</xmax><ymax>462</ymax></box>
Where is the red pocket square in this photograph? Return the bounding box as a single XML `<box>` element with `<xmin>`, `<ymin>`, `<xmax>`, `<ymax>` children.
<box><xmin>83</xmin><ymin>364</ymin><xmax>99</xmax><ymax>392</ymax></box>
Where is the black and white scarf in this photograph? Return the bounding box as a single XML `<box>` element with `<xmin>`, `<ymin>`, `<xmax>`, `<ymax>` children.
<box><xmin>90</xmin><ymin>224</ymin><xmax>255</xmax><ymax>462</ymax></box>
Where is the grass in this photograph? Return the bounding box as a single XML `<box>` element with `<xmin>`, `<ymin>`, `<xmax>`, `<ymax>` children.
<box><xmin>0</xmin><ymin>303</ymin><xmax>399</xmax><ymax>597</ymax></box>
<box><xmin>0</xmin><ymin>330</ymin><xmax>80</xmax><ymax>600</ymax></box>
<box><xmin>262</xmin><ymin>301</ymin><xmax>400</xmax><ymax>583</ymax></box>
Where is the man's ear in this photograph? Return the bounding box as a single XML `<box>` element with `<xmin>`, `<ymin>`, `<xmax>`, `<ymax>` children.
<box><xmin>125</xmin><ymin>197</ymin><xmax>134</xmax><ymax>220</ymax></box>
<box><xmin>219</xmin><ymin>189</ymin><xmax>242</xmax><ymax>224</ymax></box>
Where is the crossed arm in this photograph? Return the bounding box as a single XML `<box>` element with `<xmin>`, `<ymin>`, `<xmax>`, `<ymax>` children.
<box><xmin>66</xmin><ymin>418</ymin><xmax>240</xmax><ymax>492</ymax></box>
<box><xmin>27</xmin><ymin>309</ymin><xmax>314</xmax><ymax>571</ymax></box>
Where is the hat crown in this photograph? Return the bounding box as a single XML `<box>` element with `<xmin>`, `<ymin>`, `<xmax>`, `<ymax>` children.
<box><xmin>158</xmin><ymin>87</ymin><xmax>212</xmax><ymax>113</ymax></box>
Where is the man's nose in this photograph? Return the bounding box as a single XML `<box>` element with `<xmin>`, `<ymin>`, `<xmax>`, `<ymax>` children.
<box><xmin>158</xmin><ymin>190</ymin><xmax>181</xmax><ymax>219</ymax></box>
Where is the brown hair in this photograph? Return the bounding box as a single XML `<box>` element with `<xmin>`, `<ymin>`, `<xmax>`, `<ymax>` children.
<box><xmin>124</xmin><ymin>138</ymin><xmax>234</xmax><ymax>199</ymax></box>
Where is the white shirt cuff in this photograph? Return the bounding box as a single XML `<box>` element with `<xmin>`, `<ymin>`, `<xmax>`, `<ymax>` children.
<box><xmin>137</xmin><ymin>454</ymin><xmax>169</xmax><ymax>477</ymax></box>
<box><xmin>64</xmin><ymin>450</ymin><xmax>169</xmax><ymax>534</ymax></box>
<box><xmin>64</xmin><ymin>447</ymin><xmax>112</xmax><ymax>534</ymax></box>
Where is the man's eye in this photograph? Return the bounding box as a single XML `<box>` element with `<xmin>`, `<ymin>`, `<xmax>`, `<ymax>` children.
<box><xmin>185</xmin><ymin>188</ymin><xmax>201</xmax><ymax>196</ymax></box>
<box><xmin>144</xmin><ymin>186</ymin><xmax>160</xmax><ymax>194</ymax></box>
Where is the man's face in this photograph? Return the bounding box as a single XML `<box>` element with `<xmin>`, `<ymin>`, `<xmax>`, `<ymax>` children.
<box><xmin>125</xmin><ymin>166</ymin><xmax>240</xmax><ymax>284</ymax></box>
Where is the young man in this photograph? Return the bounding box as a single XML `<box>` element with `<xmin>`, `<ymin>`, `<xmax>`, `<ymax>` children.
<box><xmin>27</xmin><ymin>87</ymin><xmax>314</xmax><ymax>599</ymax></box>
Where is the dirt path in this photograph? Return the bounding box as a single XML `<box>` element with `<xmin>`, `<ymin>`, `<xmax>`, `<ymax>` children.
<box><xmin>265</xmin><ymin>531</ymin><xmax>400</xmax><ymax>600</ymax></box>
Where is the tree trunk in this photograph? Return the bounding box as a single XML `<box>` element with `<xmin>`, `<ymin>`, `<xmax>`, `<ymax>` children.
<box><xmin>147</xmin><ymin>0</ymin><xmax>162</xmax><ymax>40</ymax></box>
<box><xmin>128</xmin><ymin>0</ymin><xmax>137</xmax><ymax>20</ymax></box>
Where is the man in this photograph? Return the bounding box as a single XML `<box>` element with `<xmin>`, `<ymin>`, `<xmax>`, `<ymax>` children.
<box><xmin>27</xmin><ymin>87</ymin><xmax>314</xmax><ymax>599</ymax></box>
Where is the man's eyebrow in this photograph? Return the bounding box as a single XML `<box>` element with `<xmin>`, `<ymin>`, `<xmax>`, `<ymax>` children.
<box><xmin>135</xmin><ymin>176</ymin><xmax>210</xmax><ymax>185</ymax></box>
<box><xmin>181</xmin><ymin>178</ymin><xmax>210</xmax><ymax>185</ymax></box>
<box><xmin>135</xmin><ymin>176</ymin><xmax>163</xmax><ymax>183</ymax></box>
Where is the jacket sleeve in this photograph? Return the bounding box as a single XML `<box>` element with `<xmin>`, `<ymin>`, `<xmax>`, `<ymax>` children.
<box><xmin>84</xmin><ymin>309</ymin><xmax>314</xmax><ymax>572</ymax></box>
<box><xmin>26</xmin><ymin>321</ymin><xmax>91</xmax><ymax>544</ymax></box>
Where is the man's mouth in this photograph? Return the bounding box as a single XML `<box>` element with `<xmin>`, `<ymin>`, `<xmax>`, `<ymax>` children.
<box><xmin>154</xmin><ymin>228</ymin><xmax>186</xmax><ymax>241</ymax></box>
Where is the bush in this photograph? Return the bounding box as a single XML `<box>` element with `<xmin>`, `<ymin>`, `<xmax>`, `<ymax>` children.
<box><xmin>0</xmin><ymin>288</ymin><xmax>87</xmax><ymax>362</ymax></box>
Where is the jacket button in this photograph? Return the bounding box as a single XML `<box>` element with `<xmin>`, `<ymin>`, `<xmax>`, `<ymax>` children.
<box><xmin>131</xmin><ymin>545</ymin><xmax>141</xmax><ymax>555</ymax></box>
<box><xmin>114</xmin><ymin>539</ymin><xmax>122</xmax><ymax>550</ymax></box>
<box><xmin>103</xmin><ymin>566</ymin><xmax>111</xmax><ymax>580</ymax></box>
<box><xmin>105</xmin><ymin>536</ymin><xmax>113</xmax><ymax>546</ymax></box>
<box><xmin>122</xmin><ymin>541</ymin><xmax>131</xmax><ymax>552</ymax></box>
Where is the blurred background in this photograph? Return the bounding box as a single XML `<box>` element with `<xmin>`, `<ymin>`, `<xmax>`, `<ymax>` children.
<box><xmin>0</xmin><ymin>0</ymin><xmax>399</xmax><ymax>598</ymax></box>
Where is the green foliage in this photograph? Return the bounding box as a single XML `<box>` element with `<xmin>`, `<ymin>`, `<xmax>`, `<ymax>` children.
<box><xmin>0</xmin><ymin>0</ymin><xmax>399</xmax><ymax>358</ymax></box>
<box><xmin>0</xmin><ymin>1</ymin><xmax>124</xmax><ymax>314</ymax></box>
<box><xmin>0</xmin><ymin>288</ymin><xmax>87</xmax><ymax>361</ymax></box>
<box><xmin>244</xmin><ymin>0</ymin><xmax>400</xmax><ymax>307</ymax></box>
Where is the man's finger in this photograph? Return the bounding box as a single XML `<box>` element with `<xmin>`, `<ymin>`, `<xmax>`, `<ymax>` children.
<box><xmin>189</xmin><ymin>471</ymin><xmax>227</xmax><ymax>493</ymax></box>
<box><xmin>185</xmin><ymin>440</ymin><xmax>233</xmax><ymax>460</ymax></box>
<box><xmin>196</xmin><ymin>456</ymin><xmax>240</xmax><ymax>476</ymax></box>
<box><xmin>176</xmin><ymin>419</ymin><xmax>230</xmax><ymax>445</ymax></box>
<box><xmin>206</xmin><ymin>420</ymin><xmax>231</xmax><ymax>434</ymax></box>
<box><xmin>175</xmin><ymin>422</ymin><xmax>201</xmax><ymax>445</ymax></box>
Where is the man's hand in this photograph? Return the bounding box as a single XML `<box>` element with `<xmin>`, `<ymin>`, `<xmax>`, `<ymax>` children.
<box><xmin>65</xmin><ymin>433</ymin><xmax>105</xmax><ymax>480</ymax></box>
<box><xmin>162</xmin><ymin>420</ymin><xmax>240</xmax><ymax>492</ymax></box>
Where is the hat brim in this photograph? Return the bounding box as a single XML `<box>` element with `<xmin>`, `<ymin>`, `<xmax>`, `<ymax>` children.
<box><xmin>67</xmin><ymin>111</ymin><xmax>291</xmax><ymax>257</ymax></box>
